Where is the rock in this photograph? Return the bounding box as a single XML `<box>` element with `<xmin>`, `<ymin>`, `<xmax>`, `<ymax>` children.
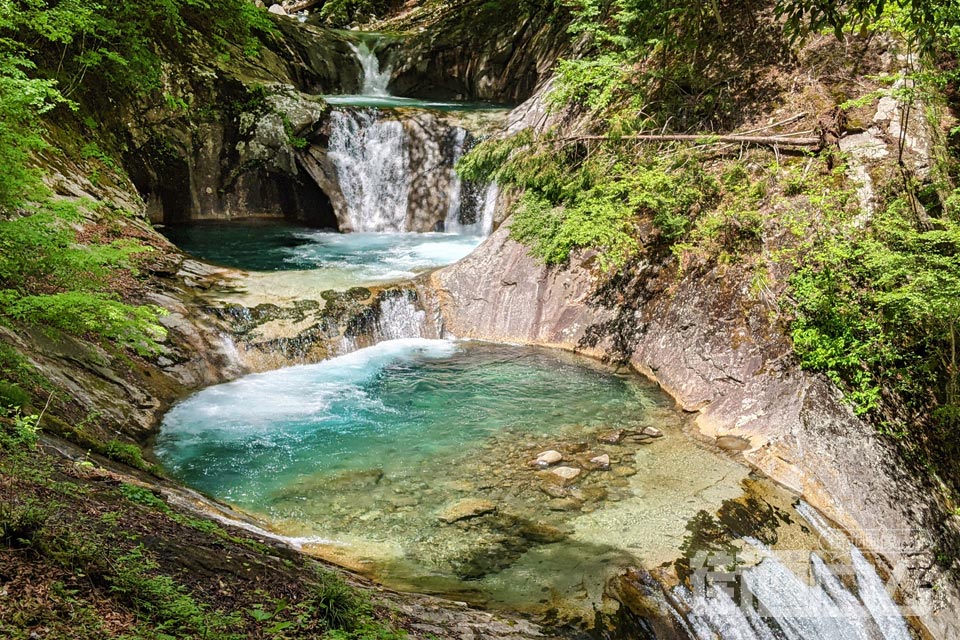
<box><xmin>716</xmin><ymin>435</ymin><xmax>751</xmax><ymax>451</ymax></box>
<box><xmin>566</xmin><ymin>442</ymin><xmax>590</xmax><ymax>453</ymax></box>
<box><xmin>581</xmin><ymin>487</ymin><xmax>610</xmax><ymax>503</ymax></box>
<box><xmin>590</xmin><ymin>454</ymin><xmax>610</xmax><ymax>469</ymax></box>
<box><xmin>613</xmin><ymin>466</ymin><xmax>637</xmax><ymax>478</ymax></box>
<box><xmin>642</xmin><ymin>426</ymin><xmax>664</xmax><ymax>438</ymax></box>
<box><xmin>539</xmin><ymin>483</ymin><xmax>568</xmax><ymax>499</ymax></box>
<box><xmin>518</xmin><ymin>521</ymin><xmax>568</xmax><ymax>543</ymax></box>
<box><xmin>547</xmin><ymin>498</ymin><xmax>583</xmax><ymax>512</ymax></box>
<box><xmin>533</xmin><ymin>449</ymin><xmax>563</xmax><ymax>466</ymax></box>
<box><xmin>268</xmin><ymin>3</ymin><xmax>287</xmax><ymax>14</ymax></box>
<box><xmin>597</xmin><ymin>429</ymin><xmax>625</xmax><ymax>444</ymax></box>
<box><xmin>550</xmin><ymin>466</ymin><xmax>581</xmax><ymax>482</ymax></box>
<box><xmin>438</xmin><ymin>499</ymin><xmax>497</xmax><ymax>524</ymax></box>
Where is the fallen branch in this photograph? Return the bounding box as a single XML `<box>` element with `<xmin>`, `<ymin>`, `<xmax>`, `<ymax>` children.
<box><xmin>559</xmin><ymin>133</ymin><xmax>822</xmax><ymax>147</ymax></box>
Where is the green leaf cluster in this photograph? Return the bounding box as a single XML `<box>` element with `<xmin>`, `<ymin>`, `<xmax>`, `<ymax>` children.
<box><xmin>2</xmin><ymin>0</ymin><xmax>272</xmax><ymax>98</ymax></box>
<box><xmin>790</xmin><ymin>195</ymin><xmax>960</xmax><ymax>427</ymax></box>
<box><xmin>0</xmin><ymin>201</ymin><xmax>167</xmax><ymax>355</ymax></box>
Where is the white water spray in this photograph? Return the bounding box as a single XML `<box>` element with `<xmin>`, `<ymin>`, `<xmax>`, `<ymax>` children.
<box><xmin>349</xmin><ymin>39</ymin><xmax>391</xmax><ymax>96</ymax></box>
<box><xmin>673</xmin><ymin>529</ymin><xmax>913</xmax><ymax>640</ymax></box>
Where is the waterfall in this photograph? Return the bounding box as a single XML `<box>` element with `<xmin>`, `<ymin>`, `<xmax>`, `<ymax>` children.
<box><xmin>327</xmin><ymin>109</ymin><xmax>410</xmax><ymax>232</ymax></box>
<box><xmin>478</xmin><ymin>182</ymin><xmax>498</xmax><ymax>236</ymax></box>
<box><xmin>375</xmin><ymin>293</ymin><xmax>427</xmax><ymax>341</ymax></box>
<box><xmin>326</xmin><ymin>109</ymin><xmax>499</xmax><ymax>235</ymax></box>
<box><xmin>442</xmin><ymin>132</ymin><xmax>498</xmax><ymax>237</ymax></box>
<box><xmin>442</xmin><ymin>128</ymin><xmax>468</xmax><ymax>232</ymax></box>
<box><xmin>672</xmin><ymin>534</ymin><xmax>912</xmax><ymax>640</ymax></box>
<box><xmin>349</xmin><ymin>39</ymin><xmax>391</xmax><ymax>96</ymax></box>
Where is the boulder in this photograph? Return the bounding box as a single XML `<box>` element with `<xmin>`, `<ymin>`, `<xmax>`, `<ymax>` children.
<box><xmin>268</xmin><ymin>4</ymin><xmax>287</xmax><ymax>15</ymax></box>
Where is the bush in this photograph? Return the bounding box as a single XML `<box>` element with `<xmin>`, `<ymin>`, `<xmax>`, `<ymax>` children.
<box><xmin>309</xmin><ymin>570</ymin><xmax>371</xmax><ymax>631</ymax></box>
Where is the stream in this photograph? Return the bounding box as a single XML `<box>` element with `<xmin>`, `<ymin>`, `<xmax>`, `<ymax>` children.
<box><xmin>155</xmin><ymin>31</ymin><xmax>917</xmax><ymax>638</ymax></box>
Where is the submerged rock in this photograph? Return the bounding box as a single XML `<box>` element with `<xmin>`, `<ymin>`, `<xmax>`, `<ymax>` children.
<box><xmin>438</xmin><ymin>499</ymin><xmax>497</xmax><ymax>524</ymax></box>
<box><xmin>539</xmin><ymin>483</ymin><xmax>568</xmax><ymax>499</ymax></box>
<box><xmin>590</xmin><ymin>454</ymin><xmax>611</xmax><ymax>469</ymax></box>
<box><xmin>597</xmin><ymin>429</ymin><xmax>626</xmax><ymax>444</ymax></box>
<box><xmin>642</xmin><ymin>426</ymin><xmax>664</xmax><ymax>438</ymax></box>
<box><xmin>550</xmin><ymin>466</ymin><xmax>582</xmax><ymax>482</ymax></box>
<box><xmin>533</xmin><ymin>449</ymin><xmax>563</xmax><ymax>466</ymax></box>
<box><xmin>716</xmin><ymin>434</ymin><xmax>751</xmax><ymax>451</ymax></box>
<box><xmin>547</xmin><ymin>497</ymin><xmax>583</xmax><ymax>512</ymax></box>
<box><xmin>517</xmin><ymin>520</ymin><xmax>568</xmax><ymax>543</ymax></box>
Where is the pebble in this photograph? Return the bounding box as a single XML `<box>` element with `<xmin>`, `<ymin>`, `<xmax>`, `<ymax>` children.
<box><xmin>613</xmin><ymin>466</ymin><xmax>637</xmax><ymax>477</ymax></box>
<box><xmin>533</xmin><ymin>450</ymin><xmax>563</xmax><ymax>466</ymax></box>
<box><xmin>642</xmin><ymin>426</ymin><xmax>664</xmax><ymax>438</ymax></box>
<box><xmin>590</xmin><ymin>454</ymin><xmax>611</xmax><ymax>468</ymax></box>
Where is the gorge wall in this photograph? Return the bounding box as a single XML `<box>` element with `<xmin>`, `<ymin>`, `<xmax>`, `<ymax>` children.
<box><xmin>430</xmin><ymin>149</ymin><xmax>960</xmax><ymax>640</ymax></box>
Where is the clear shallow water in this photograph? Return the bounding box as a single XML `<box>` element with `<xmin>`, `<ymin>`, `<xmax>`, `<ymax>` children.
<box><xmin>156</xmin><ymin>339</ymin><xmax>758</xmax><ymax>619</ymax></box>
<box><xmin>160</xmin><ymin>221</ymin><xmax>481</xmax><ymax>280</ymax></box>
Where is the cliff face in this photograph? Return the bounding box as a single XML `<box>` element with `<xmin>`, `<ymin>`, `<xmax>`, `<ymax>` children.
<box><xmin>382</xmin><ymin>1</ymin><xmax>571</xmax><ymax>103</ymax></box>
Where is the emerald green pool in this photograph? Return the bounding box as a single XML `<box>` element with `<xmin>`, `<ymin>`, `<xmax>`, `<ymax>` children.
<box><xmin>156</xmin><ymin>339</ymin><xmax>759</xmax><ymax>621</ymax></box>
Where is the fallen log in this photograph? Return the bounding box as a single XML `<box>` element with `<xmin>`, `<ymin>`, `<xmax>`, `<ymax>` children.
<box><xmin>559</xmin><ymin>133</ymin><xmax>822</xmax><ymax>147</ymax></box>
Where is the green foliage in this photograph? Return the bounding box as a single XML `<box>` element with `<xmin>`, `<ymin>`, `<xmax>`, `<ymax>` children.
<box><xmin>108</xmin><ymin>545</ymin><xmax>239</xmax><ymax>637</ymax></box>
<box><xmin>0</xmin><ymin>497</ymin><xmax>50</xmax><ymax>547</ymax></box>
<box><xmin>0</xmin><ymin>201</ymin><xmax>168</xmax><ymax>354</ymax></box>
<box><xmin>308</xmin><ymin>569</ymin><xmax>371</xmax><ymax>631</ymax></box>
<box><xmin>790</xmin><ymin>194</ymin><xmax>960</xmax><ymax>425</ymax></box>
<box><xmin>318</xmin><ymin>0</ymin><xmax>390</xmax><ymax>26</ymax></box>
<box><xmin>0</xmin><ymin>42</ymin><xmax>63</xmax><ymax>209</ymax></box>
<box><xmin>460</xmin><ymin>132</ymin><xmax>718</xmax><ymax>267</ymax></box>
<box><xmin>776</xmin><ymin>0</ymin><xmax>960</xmax><ymax>59</ymax></box>
<box><xmin>120</xmin><ymin>484</ymin><xmax>169</xmax><ymax>512</ymax></box>
<box><xmin>2</xmin><ymin>0</ymin><xmax>272</xmax><ymax>98</ymax></box>
<box><xmin>0</xmin><ymin>409</ymin><xmax>40</xmax><ymax>451</ymax></box>
<box><xmin>0</xmin><ymin>291</ymin><xmax>168</xmax><ymax>356</ymax></box>
<box><xmin>105</xmin><ymin>439</ymin><xmax>149</xmax><ymax>470</ymax></box>
<box><xmin>0</xmin><ymin>380</ymin><xmax>30</xmax><ymax>409</ymax></box>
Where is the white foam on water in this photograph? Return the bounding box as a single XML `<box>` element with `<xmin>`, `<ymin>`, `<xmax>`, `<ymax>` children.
<box><xmin>157</xmin><ymin>339</ymin><xmax>461</xmax><ymax>449</ymax></box>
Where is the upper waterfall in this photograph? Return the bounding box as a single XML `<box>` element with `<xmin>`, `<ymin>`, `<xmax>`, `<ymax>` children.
<box><xmin>349</xmin><ymin>39</ymin><xmax>391</xmax><ymax>96</ymax></box>
<box><xmin>324</xmin><ymin>108</ymin><xmax>497</xmax><ymax>235</ymax></box>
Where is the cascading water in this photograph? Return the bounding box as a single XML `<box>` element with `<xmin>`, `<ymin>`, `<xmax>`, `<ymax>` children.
<box><xmin>671</xmin><ymin>504</ymin><xmax>913</xmax><ymax>640</ymax></box>
<box><xmin>374</xmin><ymin>292</ymin><xmax>428</xmax><ymax>341</ymax></box>
<box><xmin>349</xmin><ymin>39</ymin><xmax>391</xmax><ymax>96</ymax></box>
<box><xmin>327</xmin><ymin>109</ymin><xmax>411</xmax><ymax>232</ymax></box>
<box><xmin>320</xmin><ymin>34</ymin><xmax>501</xmax><ymax>235</ymax></box>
